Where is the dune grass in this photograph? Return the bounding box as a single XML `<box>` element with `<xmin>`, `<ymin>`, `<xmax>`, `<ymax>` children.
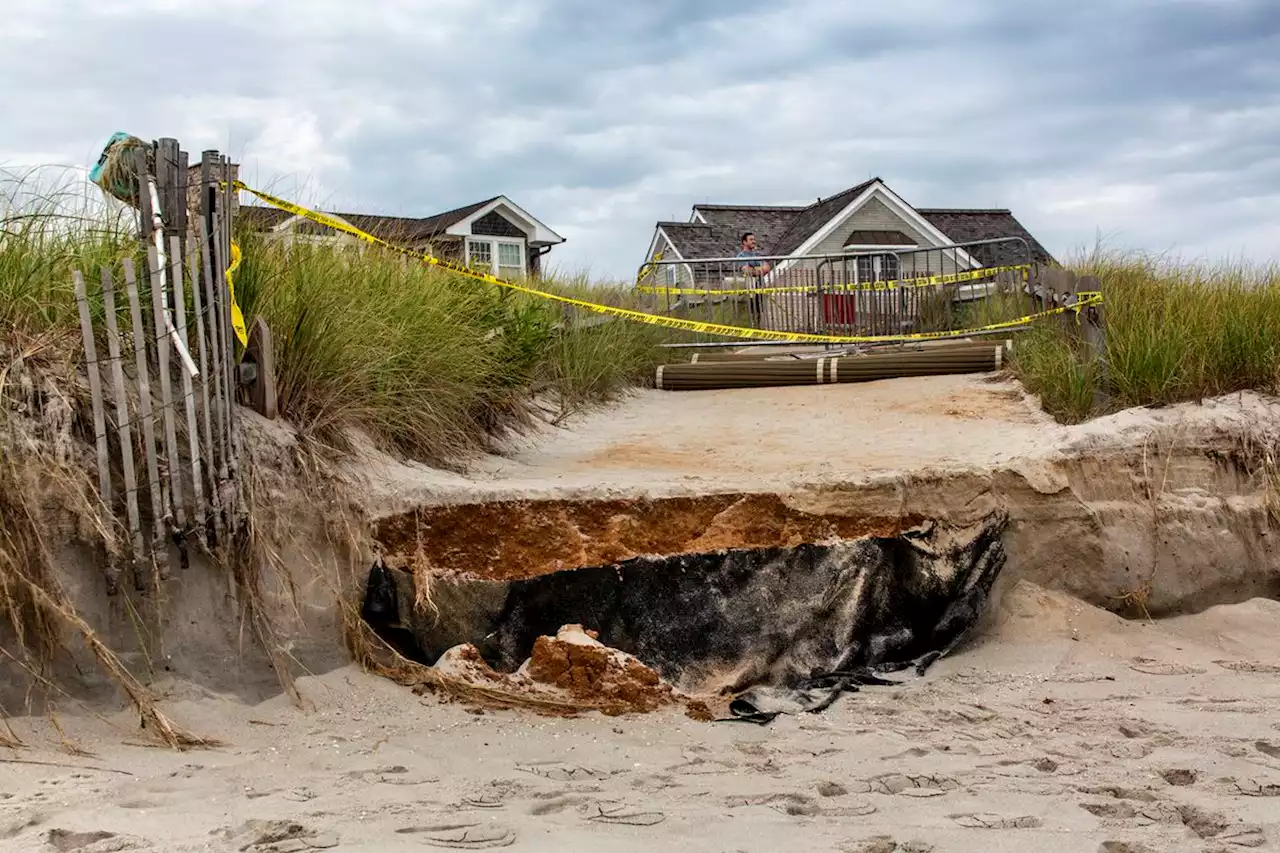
<box><xmin>1</xmin><ymin>169</ymin><xmax>669</xmax><ymax>463</ymax></box>
<box><xmin>1010</xmin><ymin>247</ymin><xmax>1280</xmax><ymax>422</ymax></box>
<box><xmin>8</xmin><ymin>167</ymin><xmax>1280</xmax><ymax>443</ymax></box>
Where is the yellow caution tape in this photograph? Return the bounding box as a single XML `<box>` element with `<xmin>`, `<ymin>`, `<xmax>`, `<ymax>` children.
<box><xmin>225</xmin><ymin>240</ymin><xmax>249</xmax><ymax>348</ymax></box>
<box><xmin>636</xmin><ymin>264</ymin><xmax>1030</xmax><ymax>297</ymax></box>
<box><xmin>230</xmin><ymin>181</ymin><xmax>1102</xmax><ymax>345</ymax></box>
<box><xmin>636</xmin><ymin>249</ymin><xmax>664</xmax><ymax>285</ymax></box>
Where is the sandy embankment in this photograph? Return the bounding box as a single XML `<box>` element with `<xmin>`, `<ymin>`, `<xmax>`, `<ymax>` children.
<box><xmin>3</xmin><ymin>375</ymin><xmax>1280</xmax><ymax>852</ymax></box>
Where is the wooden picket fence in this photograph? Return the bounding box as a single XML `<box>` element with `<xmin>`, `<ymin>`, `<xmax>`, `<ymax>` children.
<box><xmin>73</xmin><ymin>139</ymin><xmax>274</xmax><ymax>592</ymax></box>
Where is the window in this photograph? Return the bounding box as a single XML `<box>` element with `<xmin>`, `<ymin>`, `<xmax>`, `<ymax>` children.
<box><xmin>466</xmin><ymin>238</ymin><xmax>526</xmax><ymax>278</ymax></box>
<box><xmin>498</xmin><ymin>242</ymin><xmax>524</xmax><ymax>279</ymax></box>
<box><xmin>856</xmin><ymin>254</ymin><xmax>899</xmax><ymax>282</ymax></box>
<box><xmin>468</xmin><ymin>240</ymin><xmax>492</xmax><ymax>269</ymax></box>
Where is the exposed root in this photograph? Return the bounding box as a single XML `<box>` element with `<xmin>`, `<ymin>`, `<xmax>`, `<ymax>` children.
<box><xmin>49</xmin><ymin>709</ymin><xmax>93</xmax><ymax>757</ymax></box>
<box><xmin>0</xmin><ymin>705</ymin><xmax>22</xmax><ymax>749</ymax></box>
<box><xmin>1111</xmin><ymin>581</ymin><xmax>1155</xmax><ymax>623</ymax></box>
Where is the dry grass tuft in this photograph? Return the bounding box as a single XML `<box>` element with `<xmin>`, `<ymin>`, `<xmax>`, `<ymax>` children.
<box><xmin>2</xmin><ymin>344</ymin><xmax>212</xmax><ymax>749</ymax></box>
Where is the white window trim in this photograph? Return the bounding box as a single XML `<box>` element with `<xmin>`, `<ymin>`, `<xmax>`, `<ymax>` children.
<box><xmin>466</xmin><ymin>236</ymin><xmax>527</xmax><ymax>277</ymax></box>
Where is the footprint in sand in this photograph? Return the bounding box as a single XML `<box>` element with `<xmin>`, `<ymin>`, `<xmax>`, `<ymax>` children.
<box><xmin>726</xmin><ymin>793</ymin><xmax>876</xmax><ymax>819</ymax></box>
<box><xmin>1212</xmin><ymin>824</ymin><xmax>1267</xmax><ymax>848</ymax></box>
<box><xmin>881</xmin><ymin>747</ymin><xmax>931</xmax><ymax>760</ymax></box>
<box><xmin>865</xmin><ymin>774</ymin><xmax>961</xmax><ymax>798</ymax></box>
<box><xmin>843</xmin><ymin>837</ymin><xmax>934</xmax><ymax>853</ymax></box>
<box><xmin>457</xmin><ymin>793</ymin><xmax>506</xmax><ymax>811</ymax></box>
<box><xmin>1232</xmin><ymin>778</ymin><xmax>1280</xmax><ymax>798</ymax></box>
<box><xmin>528</xmin><ymin>794</ymin><xmax>592</xmax><ymax>816</ymax></box>
<box><xmin>1080</xmin><ymin>802</ymin><xmax>1140</xmax><ymax>820</ymax></box>
<box><xmin>396</xmin><ymin>823</ymin><xmax>517</xmax><ymax>849</ymax></box>
<box><xmin>1097</xmin><ymin>843</ymin><xmax>1154</xmax><ymax>853</ymax></box>
<box><xmin>1254</xmin><ymin>741</ymin><xmax>1280</xmax><ymax>759</ymax></box>
<box><xmin>580</xmin><ymin>800</ymin><xmax>667</xmax><ymax>827</ymax></box>
<box><xmin>1128</xmin><ymin>658</ymin><xmax>1206</xmax><ymax>676</ymax></box>
<box><xmin>45</xmin><ymin>829</ymin><xmax>151</xmax><ymax>852</ymax></box>
<box><xmin>217</xmin><ymin>820</ymin><xmax>339</xmax><ymax>852</ymax></box>
<box><xmin>949</xmin><ymin>813</ymin><xmax>1042</xmax><ymax>830</ymax></box>
<box><xmin>515</xmin><ymin>762</ymin><xmax>615</xmax><ymax>782</ymax></box>
<box><xmin>1214</xmin><ymin>660</ymin><xmax>1280</xmax><ymax>675</ymax></box>
<box><xmin>1078</xmin><ymin>785</ymin><xmax>1159</xmax><ymax>803</ymax></box>
<box><xmin>1159</xmin><ymin>768</ymin><xmax>1197</xmax><ymax>787</ymax></box>
<box><xmin>345</xmin><ymin>765</ymin><xmax>438</xmax><ymax>786</ymax></box>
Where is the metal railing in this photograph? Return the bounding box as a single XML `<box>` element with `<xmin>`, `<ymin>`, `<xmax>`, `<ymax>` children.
<box><xmin>635</xmin><ymin>237</ymin><xmax>1034</xmax><ymax>345</ymax></box>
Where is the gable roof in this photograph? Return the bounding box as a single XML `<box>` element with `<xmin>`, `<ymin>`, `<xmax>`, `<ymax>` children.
<box><xmin>649</xmin><ymin>178</ymin><xmax>1055</xmax><ymax>267</ymax></box>
<box><xmin>768</xmin><ymin>178</ymin><xmax>880</xmax><ymax>257</ymax></box>
<box><xmin>239</xmin><ymin>195</ymin><xmax>565</xmax><ymax>247</ymax></box>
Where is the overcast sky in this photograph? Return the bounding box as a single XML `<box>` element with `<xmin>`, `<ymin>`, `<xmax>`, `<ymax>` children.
<box><xmin>3</xmin><ymin>0</ymin><xmax>1278</xmax><ymax>280</ymax></box>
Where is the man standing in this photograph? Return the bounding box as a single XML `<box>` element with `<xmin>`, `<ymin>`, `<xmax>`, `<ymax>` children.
<box><xmin>735</xmin><ymin>232</ymin><xmax>772</xmax><ymax>276</ymax></box>
<box><xmin>735</xmin><ymin>232</ymin><xmax>770</xmax><ymax>325</ymax></box>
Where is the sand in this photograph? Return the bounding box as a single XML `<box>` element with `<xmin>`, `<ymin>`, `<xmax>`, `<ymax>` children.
<box><xmin>348</xmin><ymin>376</ymin><xmax>1280</xmax><ymax>512</ymax></box>
<box><xmin>6</xmin><ymin>379</ymin><xmax>1280</xmax><ymax>851</ymax></box>
<box><xmin>3</xmin><ymin>583</ymin><xmax>1278</xmax><ymax>852</ymax></box>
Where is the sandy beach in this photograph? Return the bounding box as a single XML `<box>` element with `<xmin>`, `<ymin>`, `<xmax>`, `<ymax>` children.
<box><xmin>4</xmin><ymin>582</ymin><xmax>1278</xmax><ymax>853</ymax></box>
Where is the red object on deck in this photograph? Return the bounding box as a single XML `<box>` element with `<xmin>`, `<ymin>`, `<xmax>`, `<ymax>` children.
<box><xmin>823</xmin><ymin>293</ymin><xmax>858</xmax><ymax>326</ymax></box>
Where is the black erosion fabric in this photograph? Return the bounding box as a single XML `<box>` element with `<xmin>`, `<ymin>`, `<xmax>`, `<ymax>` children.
<box><xmin>387</xmin><ymin>511</ymin><xmax>1008</xmax><ymax>723</ymax></box>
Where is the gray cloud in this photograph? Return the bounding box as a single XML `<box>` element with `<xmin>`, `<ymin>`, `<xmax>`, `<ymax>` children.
<box><xmin>2</xmin><ymin>0</ymin><xmax>1278</xmax><ymax>278</ymax></box>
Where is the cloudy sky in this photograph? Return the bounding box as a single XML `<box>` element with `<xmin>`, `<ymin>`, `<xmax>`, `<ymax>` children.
<box><xmin>3</xmin><ymin>0</ymin><xmax>1278</xmax><ymax>279</ymax></box>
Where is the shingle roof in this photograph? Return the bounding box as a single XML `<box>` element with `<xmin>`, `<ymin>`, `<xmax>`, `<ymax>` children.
<box><xmin>239</xmin><ymin>197</ymin><xmax>498</xmax><ymax>243</ymax></box>
<box><xmin>653</xmin><ymin>179</ymin><xmax>1055</xmax><ymax>268</ymax></box>
<box><xmin>656</xmin><ymin>222</ymin><xmax>735</xmax><ymax>260</ymax></box>
<box><xmin>691</xmin><ymin>205</ymin><xmax>804</xmax><ymax>255</ymax></box>
<box><xmin>767</xmin><ymin>178</ymin><xmax>880</xmax><ymax>257</ymax></box>
<box><xmin>917</xmin><ymin>209</ymin><xmax>1057</xmax><ymax>266</ymax></box>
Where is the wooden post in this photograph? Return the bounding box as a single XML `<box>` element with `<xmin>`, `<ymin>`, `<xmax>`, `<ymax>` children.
<box><xmin>221</xmin><ymin>159</ymin><xmax>240</xmax><ymax>471</ymax></box>
<box><xmin>101</xmin><ymin>268</ymin><xmax>145</xmax><ymax>586</ymax></box>
<box><xmin>122</xmin><ymin>259</ymin><xmax>167</xmax><ymax>559</ymax></box>
<box><xmin>171</xmin><ymin>235</ymin><xmax>206</xmax><ymax>543</ymax></box>
<box><xmin>73</xmin><ymin>272</ymin><xmax>112</xmax><ymax>507</ymax></box>
<box><xmin>200</xmin><ymin>223</ymin><xmax>229</xmax><ymax>490</ymax></box>
<box><xmin>188</xmin><ymin>232</ymin><xmax>222</xmax><ymax>542</ymax></box>
<box><xmin>245</xmin><ymin>317</ymin><xmax>278</xmax><ymax>419</ymax></box>
<box><xmin>134</xmin><ymin>148</ymin><xmax>158</xmax><ymax>340</ymax></box>
<box><xmin>175</xmin><ymin>146</ymin><xmax>190</xmax><ymax>246</ymax></box>
<box><xmin>1077</xmin><ymin>274</ymin><xmax>1109</xmax><ymax>412</ymax></box>
<box><xmin>147</xmin><ymin>243</ymin><xmax>186</xmax><ymax>534</ymax></box>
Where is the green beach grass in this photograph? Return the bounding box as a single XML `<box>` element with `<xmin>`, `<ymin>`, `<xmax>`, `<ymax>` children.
<box><xmin>1009</xmin><ymin>247</ymin><xmax>1280</xmax><ymax>423</ymax></box>
<box><xmin>6</xmin><ymin>167</ymin><xmax>1280</xmax><ymax>443</ymax></box>
<box><xmin>1</xmin><ymin>169</ymin><xmax>667</xmax><ymax>463</ymax></box>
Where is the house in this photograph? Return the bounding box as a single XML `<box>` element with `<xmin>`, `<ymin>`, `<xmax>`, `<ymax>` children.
<box><xmin>641</xmin><ymin>177</ymin><xmax>1055</xmax><ymax>288</ymax></box>
<box><xmin>238</xmin><ymin>194</ymin><xmax>566</xmax><ymax>279</ymax></box>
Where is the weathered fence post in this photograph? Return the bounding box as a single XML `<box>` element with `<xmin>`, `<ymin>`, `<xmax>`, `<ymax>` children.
<box><xmin>100</xmin><ymin>268</ymin><xmax>144</xmax><ymax>590</ymax></box>
<box><xmin>122</xmin><ymin>258</ymin><xmax>168</xmax><ymax>571</ymax></box>
<box><xmin>73</xmin><ymin>273</ymin><xmax>112</xmax><ymax>508</ymax></box>
<box><xmin>1077</xmin><ymin>274</ymin><xmax>1109</xmax><ymax>413</ymax></box>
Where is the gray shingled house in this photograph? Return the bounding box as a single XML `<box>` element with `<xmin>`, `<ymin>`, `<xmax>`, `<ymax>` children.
<box><xmin>642</xmin><ymin>177</ymin><xmax>1054</xmax><ymax>288</ymax></box>
<box><xmin>240</xmin><ymin>195</ymin><xmax>566</xmax><ymax>279</ymax></box>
